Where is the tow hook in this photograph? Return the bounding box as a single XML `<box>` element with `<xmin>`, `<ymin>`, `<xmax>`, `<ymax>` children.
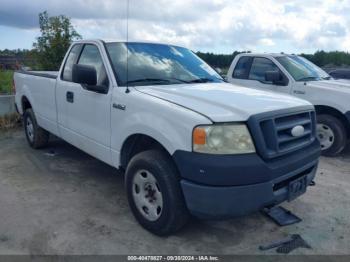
<box><xmin>309</xmin><ymin>181</ymin><xmax>316</xmax><ymax>186</ymax></box>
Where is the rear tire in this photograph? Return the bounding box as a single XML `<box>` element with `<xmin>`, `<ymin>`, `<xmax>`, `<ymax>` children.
<box><xmin>23</xmin><ymin>108</ymin><xmax>50</xmax><ymax>149</ymax></box>
<box><xmin>125</xmin><ymin>150</ymin><xmax>189</xmax><ymax>236</ymax></box>
<box><xmin>317</xmin><ymin>114</ymin><xmax>347</xmax><ymax>157</ymax></box>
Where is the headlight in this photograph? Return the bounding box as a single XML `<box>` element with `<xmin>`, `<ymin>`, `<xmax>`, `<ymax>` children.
<box><xmin>193</xmin><ymin>124</ymin><xmax>255</xmax><ymax>154</ymax></box>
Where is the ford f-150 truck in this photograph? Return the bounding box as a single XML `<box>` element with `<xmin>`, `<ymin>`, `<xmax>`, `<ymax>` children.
<box><xmin>227</xmin><ymin>53</ymin><xmax>350</xmax><ymax>156</ymax></box>
<box><xmin>14</xmin><ymin>40</ymin><xmax>320</xmax><ymax>236</ymax></box>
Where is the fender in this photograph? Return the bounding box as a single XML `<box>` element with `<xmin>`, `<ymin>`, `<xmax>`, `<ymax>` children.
<box><xmin>111</xmin><ymin>111</ymin><xmax>197</xmax><ymax>168</ymax></box>
<box><xmin>14</xmin><ymin>73</ymin><xmax>36</xmax><ymax>115</ymax></box>
<box><xmin>20</xmin><ymin>88</ymin><xmax>36</xmax><ymax>115</ymax></box>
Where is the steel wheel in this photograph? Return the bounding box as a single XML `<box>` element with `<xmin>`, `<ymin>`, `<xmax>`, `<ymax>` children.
<box><xmin>26</xmin><ymin>117</ymin><xmax>34</xmax><ymax>143</ymax></box>
<box><xmin>126</xmin><ymin>150</ymin><xmax>189</xmax><ymax>235</ymax></box>
<box><xmin>132</xmin><ymin>169</ymin><xmax>163</xmax><ymax>222</ymax></box>
<box><xmin>317</xmin><ymin>123</ymin><xmax>335</xmax><ymax>150</ymax></box>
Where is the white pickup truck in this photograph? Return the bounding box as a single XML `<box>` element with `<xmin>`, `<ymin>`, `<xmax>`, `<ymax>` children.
<box><xmin>227</xmin><ymin>53</ymin><xmax>350</xmax><ymax>156</ymax></box>
<box><xmin>14</xmin><ymin>40</ymin><xmax>320</xmax><ymax>235</ymax></box>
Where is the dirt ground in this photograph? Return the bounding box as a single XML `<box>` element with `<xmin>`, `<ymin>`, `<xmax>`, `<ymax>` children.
<box><xmin>0</xmin><ymin>129</ymin><xmax>349</xmax><ymax>255</ymax></box>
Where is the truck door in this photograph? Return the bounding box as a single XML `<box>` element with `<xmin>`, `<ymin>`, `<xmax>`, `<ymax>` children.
<box><xmin>56</xmin><ymin>43</ymin><xmax>112</xmax><ymax>165</ymax></box>
<box><xmin>230</xmin><ymin>56</ymin><xmax>291</xmax><ymax>94</ymax></box>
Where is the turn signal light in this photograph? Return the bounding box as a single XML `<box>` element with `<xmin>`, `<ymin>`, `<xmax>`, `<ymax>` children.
<box><xmin>193</xmin><ymin>127</ymin><xmax>206</xmax><ymax>145</ymax></box>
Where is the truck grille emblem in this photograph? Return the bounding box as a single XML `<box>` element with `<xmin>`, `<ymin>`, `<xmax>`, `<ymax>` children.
<box><xmin>291</xmin><ymin>125</ymin><xmax>305</xmax><ymax>137</ymax></box>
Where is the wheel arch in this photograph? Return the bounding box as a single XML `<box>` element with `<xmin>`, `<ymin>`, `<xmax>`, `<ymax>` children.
<box><xmin>120</xmin><ymin>134</ymin><xmax>173</xmax><ymax>170</ymax></box>
<box><xmin>21</xmin><ymin>96</ymin><xmax>32</xmax><ymax>113</ymax></box>
<box><xmin>314</xmin><ymin>105</ymin><xmax>350</xmax><ymax>137</ymax></box>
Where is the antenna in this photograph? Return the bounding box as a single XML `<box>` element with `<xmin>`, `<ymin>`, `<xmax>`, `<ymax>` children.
<box><xmin>125</xmin><ymin>0</ymin><xmax>130</xmax><ymax>93</ymax></box>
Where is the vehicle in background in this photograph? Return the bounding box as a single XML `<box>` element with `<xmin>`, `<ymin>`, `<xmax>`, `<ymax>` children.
<box><xmin>329</xmin><ymin>69</ymin><xmax>350</xmax><ymax>81</ymax></box>
<box><xmin>227</xmin><ymin>53</ymin><xmax>350</xmax><ymax>156</ymax></box>
<box><xmin>14</xmin><ymin>40</ymin><xmax>320</xmax><ymax>235</ymax></box>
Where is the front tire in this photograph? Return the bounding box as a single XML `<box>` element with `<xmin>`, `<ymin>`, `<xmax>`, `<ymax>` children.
<box><xmin>125</xmin><ymin>150</ymin><xmax>189</xmax><ymax>236</ymax></box>
<box><xmin>317</xmin><ymin>114</ymin><xmax>347</xmax><ymax>157</ymax></box>
<box><xmin>23</xmin><ymin>108</ymin><xmax>50</xmax><ymax>149</ymax></box>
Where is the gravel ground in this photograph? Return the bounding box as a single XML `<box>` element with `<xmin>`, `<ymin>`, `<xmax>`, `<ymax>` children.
<box><xmin>0</xmin><ymin>129</ymin><xmax>349</xmax><ymax>255</ymax></box>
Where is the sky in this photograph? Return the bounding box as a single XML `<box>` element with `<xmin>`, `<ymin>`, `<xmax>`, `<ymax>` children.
<box><xmin>0</xmin><ymin>0</ymin><xmax>350</xmax><ymax>54</ymax></box>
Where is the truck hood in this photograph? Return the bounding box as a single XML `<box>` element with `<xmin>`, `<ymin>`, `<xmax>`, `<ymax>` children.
<box><xmin>306</xmin><ymin>79</ymin><xmax>350</xmax><ymax>94</ymax></box>
<box><xmin>331</xmin><ymin>79</ymin><xmax>350</xmax><ymax>84</ymax></box>
<box><xmin>134</xmin><ymin>83</ymin><xmax>311</xmax><ymax>122</ymax></box>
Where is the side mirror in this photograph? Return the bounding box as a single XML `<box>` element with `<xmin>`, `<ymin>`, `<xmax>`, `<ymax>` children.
<box><xmin>72</xmin><ymin>64</ymin><xmax>108</xmax><ymax>94</ymax></box>
<box><xmin>265</xmin><ymin>70</ymin><xmax>281</xmax><ymax>82</ymax></box>
<box><xmin>72</xmin><ymin>64</ymin><xmax>97</xmax><ymax>86</ymax></box>
<box><xmin>265</xmin><ymin>70</ymin><xmax>287</xmax><ymax>86</ymax></box>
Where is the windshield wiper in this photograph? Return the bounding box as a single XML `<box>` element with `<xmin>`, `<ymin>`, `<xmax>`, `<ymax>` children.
<box><xmin>322</xmin><ymin>76</ymin><xmax>332</xmax><ymax>80</ymax></box>
<box><xmin>168</xmin><ymin>77</ymin><xmax>190</xmax><ymax>83</ymax></box>
<box><xmin>126</xmin><ymin>77</ymin><xmax>191</xmax><ymax>85</ymax></box>
<box><xmin>190</xmin><ymin>75</ymin><xmax>227</xmax><ymax>83</ymax></box>
<box><xmin>297</xmin><ymin>76</ymin><xmax>319</xmax><ymax>82</ymax></box>
<box><xmin>188</xmin><ymin>77</ymin><xmax>217</xmax><ymax>83</ymax></box>
<box><xmin>126</xmin><ymin>77</ymin><xmax>224</xmax><ymax>85</ymax></box>
<box><xmin>126</xmin><ymin>78</ymin><xmax>172</xmax><ymax>85</ymax></box>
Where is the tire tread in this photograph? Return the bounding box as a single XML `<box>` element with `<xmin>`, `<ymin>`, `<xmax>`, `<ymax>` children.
<box><xmin>318</xmin><ymin>114</ymin><xmax>347</xmax><ymax>157</ymax></box>
<box><xmin>24</xmin><ymin>108</ymin><xmax>50</xmax><ymax>149</ymax></box>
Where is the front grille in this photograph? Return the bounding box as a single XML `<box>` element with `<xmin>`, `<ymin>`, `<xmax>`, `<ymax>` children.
<box><xmin>248</xmin><ymin>108</ymin><xmax>317</xmax><ymax>160</ymax></box>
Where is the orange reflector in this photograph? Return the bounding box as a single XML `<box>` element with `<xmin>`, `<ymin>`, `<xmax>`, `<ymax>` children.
<box><xmin>193</xmin><ymin>128</ymin><xmax>206</xmax><ymax>145</ymax></box>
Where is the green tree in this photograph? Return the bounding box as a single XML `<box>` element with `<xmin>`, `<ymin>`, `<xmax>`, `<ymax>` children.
<box><xmin>196</xmin><ymin>51</ymin><xmax>250</xmax><ymax>70</ymax></box>
<box><xmin>33</xmin><ymin>11</ymin><xmax>81</xmax><ymax>70</ymax></box>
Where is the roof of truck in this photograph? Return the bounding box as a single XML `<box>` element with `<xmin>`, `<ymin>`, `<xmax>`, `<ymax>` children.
<box><xmin>237</xmin><ymin>53</ymin><xmax>296</xmax><ymax>58</ymax></box>
<box><xmin>74</xmin><ymin>39</ymin><xmax>185</xmax><ymax>48</ymax></box>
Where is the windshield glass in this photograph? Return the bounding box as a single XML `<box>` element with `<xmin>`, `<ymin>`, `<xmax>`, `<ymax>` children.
<box><xmin>276</xmin><ymin>55</ymin><xmax>331</xmax><ymax>81</ymax></box>
<box><xmin>106</xmin><ymin>42</ymin><xmax>224</xmax><ymax>86</ymax></box>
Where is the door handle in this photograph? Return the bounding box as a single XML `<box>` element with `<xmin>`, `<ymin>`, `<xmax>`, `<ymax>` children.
<box><xmin>66</xmin><ymin>91</ymin><xmax>74</xmax><ymax>103</ymax></box>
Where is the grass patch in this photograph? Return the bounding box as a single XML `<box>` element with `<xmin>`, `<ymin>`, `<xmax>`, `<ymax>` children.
<box><xmin>0</xmin><ymin>113</ymin><xmax>21</xmax><ymax>130</ymax></box>
<box><xmin>0</xmin><ymin>71</ymin><xmax>14</xmax><ymax>94</ymax></box>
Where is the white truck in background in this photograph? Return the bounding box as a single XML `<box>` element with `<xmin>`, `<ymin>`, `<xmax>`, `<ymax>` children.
<box><xmin>14</xmin><ymin>40</ymin><xmax>320</xmax><ymax>235</ymax></box>
<box><xmin>227</xmin><ymin>54</ymin><xmax>350</xmax><ymax>156</ymax></box>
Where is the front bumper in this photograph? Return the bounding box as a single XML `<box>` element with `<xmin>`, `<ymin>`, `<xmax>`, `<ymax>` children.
<box><xmin>173</xmin><ymin>140</ymin><xmax>320</xmax><ymax>219</ymax></box>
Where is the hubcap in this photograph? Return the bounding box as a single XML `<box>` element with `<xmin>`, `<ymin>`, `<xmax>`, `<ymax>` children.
<box><xmin>132</xmin><ymin>170</ymin><xmax>163</xmax><ymax>221</ymax></box>
<box><xmin>317</xmin><ymin>124</ymin><xmax>335</xmax><ymax>150</ymax></box>
<box><xmin>26</xmin><ymin>117</ymin><xmax>34</xmax><ymax>142</ymax></box>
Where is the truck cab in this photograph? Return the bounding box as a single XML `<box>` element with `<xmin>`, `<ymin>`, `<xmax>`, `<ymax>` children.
<box><xmin>227</xmin><ymin>53</ymin><xmax>350</xmax><ymax>156</ymax></box>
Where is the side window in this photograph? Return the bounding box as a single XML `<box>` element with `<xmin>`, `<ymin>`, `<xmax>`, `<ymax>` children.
<box><xmin>249</xmin><ymin>57</ymin><xmax>279</xmax><ymax>83</ymax></box>
<box><xmin>232</xmin><ymin>56</ymin><xmax>253</xmax><ymax>79</ymax></box>
<box><xmin>62</xmin><ymin>44</ymin><xmax>82</xmax><ymax>81</ymax></box>
<box><xmin>78</xmin><ymin>44</ymin><xmax>109</xmax><ymax>87</ymax></box>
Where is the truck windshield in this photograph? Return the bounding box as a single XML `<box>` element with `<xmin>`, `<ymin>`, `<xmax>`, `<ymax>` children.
<box><xmin>106</xmin><ymin>42</ymin><xmax>224</xmax><ymax>86</ymax></box>
<box><xmin>276</xmin><ymin>56</ymin><xmax>331</xmax><ymax>82</ymax></box>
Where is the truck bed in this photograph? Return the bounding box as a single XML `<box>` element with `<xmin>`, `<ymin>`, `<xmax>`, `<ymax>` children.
<box><xmin>14</xmin><ymin>70</ymin><xmax>59</xmax><ymax>136</ymax></box>
<box><xmin>17</xmin><ymin>70</ymin><xmax>59</xmax><ymax>79</ymax></box>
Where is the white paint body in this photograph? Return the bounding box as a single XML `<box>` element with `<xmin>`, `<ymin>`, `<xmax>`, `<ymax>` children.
<box><xmin>227</xmin><ymin>53</ymin><xmax>350</xmax><ymax>115</ymax></box>
<box><xmin>14</xmin><ymin>40</ymin><xmax>312</xmax><ymax>169</ymax></box>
